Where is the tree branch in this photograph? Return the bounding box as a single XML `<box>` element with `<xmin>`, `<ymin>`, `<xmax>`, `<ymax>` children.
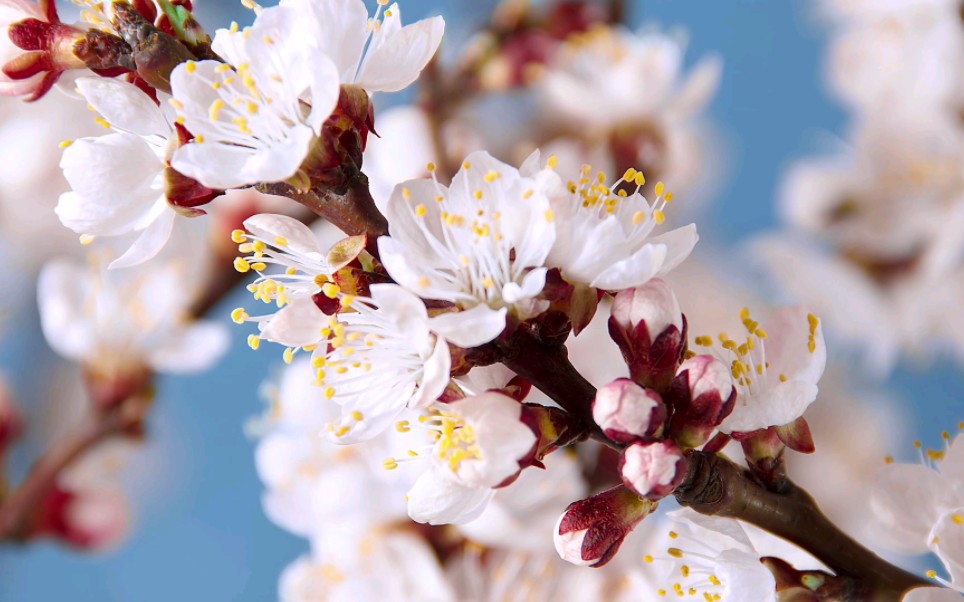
<box><xmin>675</xmin><ymin>450</ymin><xmax>929</xmax><ymax>601</ymax></box>
<box><xmin>0</xmin><ymin>394</ymin><xmax>151</xmax><ymax>540</ymax></box>
<box><xmin>257</xmin><ymin>175</ymin><xmax>389</xmax><ymax>259</ymax></box>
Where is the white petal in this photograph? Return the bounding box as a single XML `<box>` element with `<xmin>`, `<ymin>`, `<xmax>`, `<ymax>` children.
<box><xmin>108</xmin><ymin>205</ymin><xmax>176</xmax><ymax>269</ymax></box>
<box><xmin>243</xmin><ymin>213</ymin><xmax>324</xmax><ymax>256</ymax></box>
<box><xmin>930</xmin><ymin>508</ymin><xmax>964</xmax><ymax>585</ymax></box>
<box><xmin>590</xmin><ymin>244</ymin><xmax>666</xmax><ymax>291</ymax></box>
<box><xmin>717</xmin><ymin>549</ymin><xmax>777</xmax><ymax>602</ymax></box>
<box><xmin>355</xmin><ymin>16</ymin><xmax>445</xmax><ymax>92</ymax></box>
<box><xmin>147</xmin><ymin>321</ymin><xmax>229</xmax><ymax>373</ymax></box>
<box><xmin>171</xmin><ymin>124</ymin><xmax>315</xmax><ymax>190</ymax></box>
<box><xmin>259</xmin><ymin>297</ymin><xmax>329</xmax><ymax>348</ymax></box>
<box><xmin>407</xmin><ymin>336</ymin><xmax>450</xmax><ymax>409</ymax></box>
<box><xmin>650</xmin><ymin>223</ymin><xmax>699</xmax><ymax>276</ymax></box>
<box><xmin>76</xmin><ymin>77</ymin><xmax>170</xmax><ymax>137</ymax></box>
<box><xmin>765</xmin><ymin>306</ymin><xmax>827</xmax><ymax>386</ymax></box>
<box><xmin>280</xmin><ymin>0</ymin><xmax>369</xmax><ymax>81</ymax></box>
<box><xmin>941</xmin><ymin>435</ymin><xmax>964</xmax><ymax>486</ymax></box>
<box><xmin>406</xmin><ymin>469</ymin><xmax>493</xmax><ymax>525</ymax></box>
<box><xmin>670</xmin><ymin>54</ymin><xmax>723</xmax><ymax>121</ymax></box>
<box><xmin>37</xmin><ymin>260</ymin><xmax>94</xmax><ymax>361</ymax></box>
<box><xmin>870</xmin><ymin>464</ymin><xmax>962</xmax><ymax>554</ymax></box>
<box><xmin>429</xmin><ymin>305</ymin><xmax>507</xmax><ymax>348</ymax></box>
<box><xmin>719</xmin><ymin>380</ymin><xmax>818</xmax><ymax>433</ymax></box>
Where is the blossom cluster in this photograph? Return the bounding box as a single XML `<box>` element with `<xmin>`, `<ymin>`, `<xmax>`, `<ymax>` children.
<box><xmin>0</xmin><ymin>0</ymin><xmax>958</xmax><ymax>600</ymax></box>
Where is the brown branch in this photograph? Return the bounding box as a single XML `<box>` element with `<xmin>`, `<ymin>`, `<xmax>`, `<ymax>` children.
<box><xmin>0</xmin><ymin>394</ymin><xmax>151</xmax><ymax>540</ymax></box>
<box><xmin>493</xmin><ymin>329</ymin><xmax>614</xmax><ymax>446</ymax></box>
<box><xmin>675</xmin><ymin>450</ymin><xmax>929</xmax><ymax>602</ymax></box>
<box><xmin>610</xmin><ymin>0</ymin><xmax>628</xmax><ymax>24</ymax></box>
<box><xmin>258</xmin><ymin>176</ymin><xmax>389</xmax><ymax>259</ymax></box>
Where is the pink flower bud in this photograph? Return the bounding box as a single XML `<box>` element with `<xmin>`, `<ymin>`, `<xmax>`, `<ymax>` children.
<box><xmin>667</xmin><ymin>355</ymin><xmax>736</xmax><ymax>448</ymax></box>
<box><xmin>554</xmin><ymin>485</ymin><xmax>654</xmax><ymax>567</ymax></box>
<box><xmin>609</xmin><ymin>279</ymin><xmax>686</xmax><ymax>391</ymax></box>
<box><xmin>620</xmin><ymin>440</ymin><xmax>686</xmax><ymax>499</ymax></box>
<box><xmin>592</xmin><ymin>378</ymin><xmax>666</xmax><ymax>444</ymax></box>
<box><xmin>37</xmin><ymin>486</ymin><xmax>131</xmax><ymax>551</ymax></box>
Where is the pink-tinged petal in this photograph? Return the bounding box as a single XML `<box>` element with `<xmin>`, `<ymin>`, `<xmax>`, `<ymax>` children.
<box><xmin>765</xmin><ymin>306</ymin><xmax>826</xmax><ymax>385</ymax></box>
<box><xmin>719</xmin><ymin>380</ymin><xmax>817</xmax><ymax>434</ymax></box>
<box><xmin>147</xmin><ymin>321</ymin><xmax>229</xmax><ymax>373</ymax></box>
<box><xmin>590</xmin><ymin>244</ymin><xmax>666</xmax><ymax>291</ymax></box>
<box><xmin>650</xmin><ymin>223</ymin><xmax>699</xmax><ymax>276</ymax></box>
<box><xmin>407</xmin><ymin>336</ymin><xmax>450</xmax><ymax>409</ymax></box>
<box><xmin>428</xmin><ymin>305</ymin><xmax>507</xmax><ymax>348</ymax></box>
<box><xmin>930</xmin><ymin>508</ymin><xmax>964</xmax><ymax>586</ymax></box>
<box><xmin>406</xmin><ymin>468</ymin><xmax>493</xmax><ymax>525</ymax></box>
<box><xmin>355</xmin><ymin>16</ymin><xmax>445</xmax><ymax>92</ymax></box>
<box><xmin>243</xmin><ymin>213</ymin><xmax>324</xmax><ymax>256</ymax></box>
<box><xmin>108</xmin><ymin>205</ymin><xmax>176</xmax><ymax>269</ymax></box>
<box><xmin>75</xmin><ymin>77</ymin><xmax>169</xmax><ymax>137</ymax></box>
<box><xmin>37</xmin><ymin>259</ymin><xmax>94</xmax><ymax>361</ymax></box>
<box><xmin>870</xmin><ymin>464</ymin><xmax>962</xmax><ymax>554</ymax></box>
<box><xmin>259</xmin><ymin>296</ymin><xmax>328</xmax><ymax>348</ymax></box>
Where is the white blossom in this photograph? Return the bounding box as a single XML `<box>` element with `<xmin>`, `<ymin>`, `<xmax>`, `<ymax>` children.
<box><xmin>37</xmin><ymin>249</ymin><xmax>229</xmax><ymax>378</ymax></box>
<box><xmin>404</xmin><ymin>391</ymin><xmax>536</xmax><ymax>525</ymax></box>
<box><xmin>56</xmin><ymin>77</ymin><xmax>181</xmax><ymax>268</ymax></box>
<box><xmin>378</xmin><ymin>150</ymin><xmax>557</xmax><ymax>339</ymax></box>
<box><xmin>690</xmin><ymin>306</ymin><xmax>826</xmax><ymax>434</ymax></box>
<box><xmin>542</xmin><ymin>162</ymin><xmax>698</xmax><ymax>290</ymax></box>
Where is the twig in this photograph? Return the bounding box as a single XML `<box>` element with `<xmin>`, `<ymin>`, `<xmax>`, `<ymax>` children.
<box><xmin>675</xmin><ymin>450</ymin><xmax>929</xmax><ymax>601</ymax></box>
<box><xmin>0</xmin><ymin>394</ymin><xmax>151</xmax><ymax>540</ymax></box>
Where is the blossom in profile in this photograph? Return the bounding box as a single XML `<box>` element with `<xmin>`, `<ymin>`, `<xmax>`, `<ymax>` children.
<box><xmin>690</xmin><ymin>306</ymin><xmax>826</xmax><ymax>434</ymax></box>
<box><xmin>56</xmin><ymin>78</ymin><xmax>199</xmax><ymax>269</ymax></box>
<box><xmin>543</xmin><ymin>163</ymin><xmax>698</xmax><ymax>291</ymax></box>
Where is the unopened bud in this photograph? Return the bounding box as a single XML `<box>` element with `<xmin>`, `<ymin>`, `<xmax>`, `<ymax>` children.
<box><xmin>609</xmin><ymin>279</ymin><xmax>686</xmax><ymax>391</ymax></box>
<box><xmin>620</xmin><ymin>440</ymin><xmax>687</xmax><ymax>499</ymax></box>
<box><xmin>36</xmin><ymin>486</ymin><xmax>131</xmax><ymax>551</ymax></box>
<box><xmin>593</xmin><ymin>378</ymin><xmax>666</xmax><ymax>444</ymax></box>
<box><xmin>667</xmin><ymin>355</ymin><xmax>736</xmax><ymax>448</ymax></box>
<box><xmin>554</xmin><ymin>485</ymin><xmax>654</xmax><ymax>567</ymax></box>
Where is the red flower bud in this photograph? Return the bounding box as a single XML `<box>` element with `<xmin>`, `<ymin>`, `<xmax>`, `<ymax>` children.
<box><xmin>609</xmin><ymin>279</ymin><xmax>687</xmax><ymax>391</ymax></box>
<box><xmin>667</xmin><ymin>354</ymin><xmax>736</xmax><ymax>448</ymax></box>
<box><xmin>554</xmin><ymin>485</ymin><xmax>655</xmax><ymax>567</ymax></box>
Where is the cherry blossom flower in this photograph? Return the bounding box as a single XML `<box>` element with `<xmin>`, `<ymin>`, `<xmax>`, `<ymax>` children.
<box><xmin>645</xmin><ymin>509</ymin><xmax>777</xmax><ymax>602</ymax></box>
<box><xmin>56</xmin><ymin>77</ymin><xmax>189</xmax><ymax>268</ymax></box>
<box><xmin>870</xmin><ymin>433</ymin><xmax>964</xmax><ymax>593</ymax></box>
<box><xmin>378</xmin><ymin>150</ymin><xmax>557</xmax><ymax>339</ymax></box>
<box><xmin>543</xmin><ymin>163</ymin><xmax>698</xmax><ymax>290</ymax></box>
<box><xmin>280</xmin><ymin>0</ymin><xmax>444</xmax><ymax>94</ymax></box>
<box><xmin>170</xmin><ymin>6</ymin><xmax>340</xmax><ymax>189</ymax></box>
<box><xmin>279</xmin><ymin>531</ymin><xmax>454</xmax><ymax>602</ymax></box>
<box><xmin>37</xmin><ymin>249</ymin><xmax>229</xmax><ymax>381</ymax></box>
<box><xmin>690</xmin><ymin>306</ymin><xmax>826</xmax><ymax>434</ymax></box>
<box><xmin>403</xmin><ymin>391</ymin><xmax>537</xmax><ymax>525</ymax></box>
<box><xmin>171</xmin><ymin>0</ymin><xmax>443</xmax><ymax>190</ymax></box>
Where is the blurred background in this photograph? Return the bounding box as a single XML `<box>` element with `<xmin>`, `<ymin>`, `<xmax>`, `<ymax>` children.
<box><xmin>0</xmin><ymin>0</ymin><xmax>961</xmax><ymax>599</ymax></box>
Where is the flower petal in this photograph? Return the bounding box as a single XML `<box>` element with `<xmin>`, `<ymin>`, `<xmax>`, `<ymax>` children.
<box><xmin>407</xmin><ymin>336</ymin><xmax>450</xmax><ymax>409</ymax></box>
<box><xmin>428</xmin><ymin>305</ymin><xmax>507</xmax><ymax>348</ymax></box>
<box><xmin>406</xmin><ymin>468</ymin><xmax>493</xmax><ymax>525</ymax></box>
<box><xmin>76</xmin><ymin>77</ymin><xmax>170</xmax><ymax>137</ymax></box>
<box><xmin>147</xmin><ymin>321</ymin><xmax>229</xmax><ymax>373</ymax></box>
<box><xmin>243</xmin><ymin>213</ymin><xmax>324</xmax><ymax>256</ymax></box>
<box><xmin>355</xmin><ymin>16</ymin><xmax>445</xmax><ymax>92</ymax></box>
<box><xmin>870</xmin><ymin>464</ymin><xmax>962</xmax><ymax>554</ymax></box>
<box><xmin>108</xmin><ymin>204</ymin><xmax>176</xmax><ymax>269</ymax></box>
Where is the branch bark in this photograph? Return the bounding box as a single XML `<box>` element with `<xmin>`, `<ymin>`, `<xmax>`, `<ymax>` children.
<box><xmin>258</xmin><ymin>175</ymin><xmax>389</xmax><ymax>259</ymax></box>
<box><xmin>675</xmin><ymin>450</ymin><xmax>929</xmax><ymax>601</ymax></box>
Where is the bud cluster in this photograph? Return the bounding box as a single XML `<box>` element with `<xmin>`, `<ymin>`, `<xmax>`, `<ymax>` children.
<box><xmin>603</xmin><ymin>279</ymin><xmax>736</xmax><ymax>500</ymax></box>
